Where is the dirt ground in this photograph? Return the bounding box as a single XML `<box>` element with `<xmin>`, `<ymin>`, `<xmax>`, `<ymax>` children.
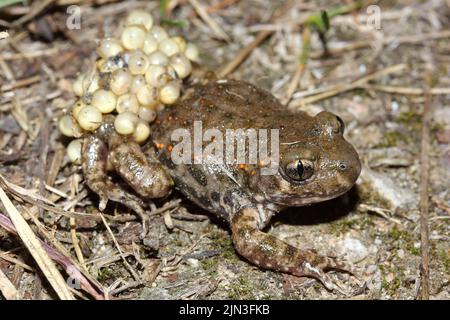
<box><xmin>0</xmin><ymin>0</ymin><xmax>449</xmax><ymax>300</ymax></box>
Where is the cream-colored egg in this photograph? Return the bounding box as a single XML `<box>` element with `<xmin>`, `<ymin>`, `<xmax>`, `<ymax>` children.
<box><xmin>148</xmin><ymin>50</ymin><xmax>169</xmax><ymax>66</ymax></box>
<box><xmin>73</xmin><ymin>74</ymin><xmax>84</xmax><ymax>97</ymax></box>
<box><xmin>126</xmin><ymin>10</ymin><xmax>153</xmax><ymax>30</ymax></box>
<box><xmin>67</xmin><ymin>139</ymin><xmax>83</xmax><ymax>164</ymax></box>
<box><xmin>172</xmin><ymin>36</ymin><xmax>186</xmax><ymax>52</ymax></box>
<box><xmin>110</xmin><ymin>68</ymin><xmax>132</xmax><ymax>95</ymax></box>
<box><xmin>145</xmin><ymin>64</ymin><xmax>168</xmax><ymax>87</ymax></box>
<box><xmin>114</xmin><ymin>111</ymin><xmax>139</xmax><ymax>135</ymax></box>
<box><xmin>116</xmin><ymin>93</ymin><xmax>139</xmax><ymax>114</ymax></box>
<box><xmin>185</xmin><ymin>43</ymin><xmax>199</xmax><ymax>61</ymax></box>
<box><xmin>97</xmin><ymin>38</ymin><xmax>123</xmax><ymax>58</ymax></box>
<box><xmin>158</xmin><ymin>38</ymin><xmax>180</xmax><ymax>57</ymax></box>
<box><xmin>143</xmin><ymin>33</ymin><xmax>158</xmax><ymax>55</ymax></box>
<box><xmin>138</xmin><ymin>106</ymin><xmax>157</xmax><ymax>123</ymax></box>
<box><xmin>72</xmin><ymin>100</ymin><xmax>86</xmax><ymax>119</ymax></box>
<box><xmin>128</xmin><ymin>50</ymin><xmax>150</xmax><ymax>75</ymax></box>
<box><xmin>150</xmin><ymin>26</ymin><xmax>168</xmax><ymax>42</ymax></box>
<box><xmin>159</xmin><ymin>81</ymin><xmax>181</xmax><ymax>105</ymax></box>
<box><xmin>76</xmin><ymin>105</ymin><xmax>103</xmax><ymax>131</ymax></box>
<box><xmin>136</xmin><ymin>85</ymin><xmax>159</xmax><ymax>108</ymax></box>
<box><xmin>133</xmin><ymin>120</ymin><xmax>151</xmax><ymax>143</ymax></box>
<box><xmin>170</xmin><ymin>53</ymin><xmax>192</xmax><ymax>79</ymax></box>
<box><xmin>58</xmin><ymin>115</ymin><xmax>75</xmax><ymax>137</ymax></box>
<box><xmin>121</xmin><ymin>25</ymin><xmax>146</xmax><ymax>50</ymax></box>
<box><xmin>91</xmin><ymin>89</ymin><xmax>117</xmax><ymax>113</ymax></box>
<box><xmin>130</xmin><ymin>75</ymin><xmax>146</xmax><ymax>94</ymax></box>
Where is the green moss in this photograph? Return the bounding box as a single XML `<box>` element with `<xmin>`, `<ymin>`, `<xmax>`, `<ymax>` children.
<box><xmin>379</xmin><ymin>263</ymin><xmax>405</xmax><ymax>296</ymax></box>
<box><xmin>431</xmin><ymin>122</ymin><xmax>445</xmax><ymax>135</ymax></box>
<box><xmin>200</xmin><ymin>257</ymin><xmax>219</xmax><ymax>276</ymax></box>
<box><xmin>97</xmin><ymin>267</ymin><xmax>119</xmax><ymax>283</ymax></box>
<box><xmin>329</xmin><ymin>215</ymin><xmax>373</xmax><ymax>235</ymax></box>
<box><xmin>398</xmin><ymin>111</ymin><xmax>422</xmax><ymax>126</ymax></box>
<box><xmin>376</xmin><ymin>130</ymin><xmax>408</xmax><ymax>148</ymax></box>
<box><xmin>227</xmin><ymin>276</ymin><xmax>255</xmax><ymax>299</ymax></box>
<box><xmin>208</xmin><ymin>230</ymin><xmax>239</xmax><ymax>262</ymax></box>
<box><xmin>433</xmin><ymin>247</ymin><xmax>450</xmax><ymax>274</ymax></box>
<box><xmin>388</xmin><ymin>226</ymin><xmax>420</xmax><ymax>256</ymax></box>
<box><xmin>356</xmin><ymin>182</ymin><xmax>392</xmax><ymax>208</ymax></box>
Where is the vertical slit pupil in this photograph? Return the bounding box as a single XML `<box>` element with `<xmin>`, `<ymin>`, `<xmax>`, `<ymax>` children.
<box><xmin>296</xmin><ymin>160</ymin><xmax>304</xmax><ymax>178</ymax></box>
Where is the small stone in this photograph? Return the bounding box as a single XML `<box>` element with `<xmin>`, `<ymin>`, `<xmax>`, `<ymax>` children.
<box><xmin>385</xmin><ymin>272</ymin><xmax>395</xmax><ymax>283</ymax></box>
<box><xmin>365</xmin><ymin>264</ymin><xmax>378</xmax><ymax>275</ymax></box>
<box><xmin>397</xmin><ymin>249</ymin><xmax>405</xmax><ymax>259</ymax></box>
<box><xmin>187</xmin><ymin>258</ymin><xmax>199</xmax><ymax>268</ymax></box>
<box><xmin>336</xmin><ymin>236</ymin><xmax>368</xmax><ymax>263</ymax></box>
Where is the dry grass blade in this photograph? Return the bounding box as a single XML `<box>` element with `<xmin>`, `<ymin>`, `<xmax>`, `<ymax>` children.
<box><xmin>99</xmin><ymin>213</ymin><xmax>141</xmax><ymax>282</ymax></box>
<box><xmin>366</xmin><ymin>85</ymin><xmax>450</xmax><ymax>95</ymax></box>
<box><xmin>218</xmin><ymin>0</ymin><xmax>294</xmax><ymax>77</ymax></box>
<box><xmin>0</xmin><ymin>267</ymin><xmax>19</xmax><ymax>300</ymax></box>
<box><xmin>188</xmin><ymin>0</ymin><xmax>230</xmax><ymax>41</ymax></box>
<box><xmin>0</xmin><ymin>174</ymin><xmax>99</xmax><ymax>220</ymax></box>
<box><xmin>289</xmin><ymin>64</ymin><xmax>407</xmax><ymax>107</ymax></box>
<box><xmin>0</xmin><ymin>186</ymin><xmax>75</xmax><ymax>300</ymax></box>
<box><xmin>0</xmin><ymin>212</ymin><xmax>105</xmax><ymax>299</ymax></box>
<box><xmin>10</xmin><ymin>0</ymin><xmax>56</xmax><ymax>27</ymax></box>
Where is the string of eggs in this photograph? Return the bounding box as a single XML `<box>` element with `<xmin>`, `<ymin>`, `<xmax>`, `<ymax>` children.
<box><xmin>58</xmin><ymin>10</ymin><xmax>199</xmax><ymax>164</ymax></box>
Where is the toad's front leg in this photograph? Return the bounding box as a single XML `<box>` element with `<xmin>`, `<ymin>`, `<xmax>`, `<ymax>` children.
<box><xmin>231</xmin><ymin>207</ymin><xmax>352</xmax><ymax>291</ymax></box>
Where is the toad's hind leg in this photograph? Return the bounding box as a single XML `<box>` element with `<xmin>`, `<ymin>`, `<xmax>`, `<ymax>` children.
<box><xmin>231</xmin><ymin>207</ymin><xmax>353</xmax><ymax>291</ymax></box>
<box><xmin>82</xmin><ymin>134</ymin><xmax>148</xmax><ymax>221</ymax></box>
<box><xmin>108</xmin><ymin>137</ymin><xmax>173</xmax><ymax>199</ymax></box>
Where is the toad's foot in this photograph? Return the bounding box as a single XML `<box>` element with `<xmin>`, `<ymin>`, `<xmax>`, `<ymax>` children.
<box><xmin>82</xmin><ymin>134</ymin><xmax>150</xmax><ymax>234</ymax></box>
<box><xmin>231</xmin><ymin>207</ymin><xmax>354</xmax><ymax>292</ymax></box>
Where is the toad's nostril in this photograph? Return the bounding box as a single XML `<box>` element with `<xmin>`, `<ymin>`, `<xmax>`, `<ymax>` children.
<box><xmin>337</xmin><ymin>161</ymin><xmax>348</xmax><ymax>171</ymax></box>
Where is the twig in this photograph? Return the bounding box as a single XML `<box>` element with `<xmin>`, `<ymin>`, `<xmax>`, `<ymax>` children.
<box><xmin>10</xmin><ymin>0</ymin><xmax>56</xmax><ymax>27</ymax></box>
<box><xmin>366</xmin><ymin>85</ymin><xmax>450</xmax><ymax>95</ymax></box>
<box><xmin>99</xmin><ymin>213</ymin><xmax>141</xmax><ymax>282</ymax></box>
<box><xmin>218</xmin><ymin>0</ymin><xmax>294</xmax><ymax>77</ymax></box>
<box><xmin>188</xmin><ymin>0</ymin><xmax>230</xmax><ymax>42</ymax></box>
<box><xmin>0</xmin><ymin>251</ymin><xmax>34</xmax><ymax>272</ymax></box>
<box><xmin>282</xmin><ymin>26</ymin><xmax>310</xmax><ymax>105</ymax></box>
<box><xmin>289</xmin><ymin>63</ymin><xmax>407</xmax><ymax>107</ymax></box>
<box><xmin>310</xmin><ymin>30</ymin><xmax>450</xmax><ymax>58</ymax></box>
<box><xmin>0</xmin><ymin>75</ymin><xmax>41</xmax><ymax>92</ymax></box>
<box><xmin>359</xmin><ymin>203</ymin><xmax>402</xmax><ymax>225</ymax></box>
<box><xmin>207</xmin><ymin>0</ymin><xmax>239</xmax><ymax>13</ymax></box>
<box><xmin>418</xmin><ymin>73</ymin><xmax>432</xmax><ymax>300</ymax></box>
<box><xmin>0</xmin><ymin>173</ymin><xmax>99</xmax><ymax>220</ymax></box>
<box><xmin>149</xmin><ymin>198</ymin><xmax>182</xmax><ymax>216</ymax></box>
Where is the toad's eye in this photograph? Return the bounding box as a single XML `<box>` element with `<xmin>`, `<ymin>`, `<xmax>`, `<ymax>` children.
<box><xmin>284</xmin><ymin>160</ymin><xmax>314</xmax><ymax>182</ymax></box>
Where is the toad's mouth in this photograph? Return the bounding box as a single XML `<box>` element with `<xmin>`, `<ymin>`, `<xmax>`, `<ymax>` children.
<box><xmin>268</xmin><ymin>187</ymin><xmax>352</xmax><ymax>207</ymax></box>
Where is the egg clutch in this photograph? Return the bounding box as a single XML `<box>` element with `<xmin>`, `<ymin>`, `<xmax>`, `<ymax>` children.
<box><xmin>58</xmin><ymin>10</ymin><xmax>199</xmax><ymax>164</ymax></box>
